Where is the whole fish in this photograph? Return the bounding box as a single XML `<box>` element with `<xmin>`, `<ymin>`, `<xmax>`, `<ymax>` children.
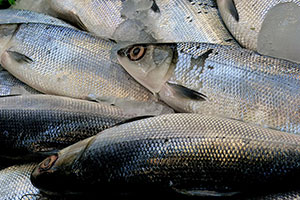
<box><xmin>0</xmin><ymin>22</ymin><xmax>173</xmax><ymax>115</ymax></box>
<box><xmin>13</xmin><ymin>0</ymin><xmax>235</xmax><ymax>44</ymax></box>
<box><xmin>31</xmin><ymin>114</ymin><xmax>300</xmax><ymax>197</ymax></box>
<box><xmin>217</xmin><ymin>0</ymin><xmax>300</xmax><ymax>63</ymax></box>
<box><xmin>0</xmin><ymin>163</ymin><xmax>43</xmax><ymax>200</ymax></box>
<box><xmin>117</xmin><ymin>43</ymin><xmax>300</xmax><ymax>134</ymax></box>
<box><xmin>0</xmin><ymin>95</ymin><xmax>137</xmax><ymax>161</ymax></box>
<box><xmin>0</xmin><ymin>70</ymin><xmax>41</xmax><ymax>96</ymax></box>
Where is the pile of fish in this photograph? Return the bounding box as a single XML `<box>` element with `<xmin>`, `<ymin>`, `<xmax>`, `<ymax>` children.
<box><xmin>0</xmin><ymin>0</ymin><xmax>299</xmax><ymax>199</ymax></box>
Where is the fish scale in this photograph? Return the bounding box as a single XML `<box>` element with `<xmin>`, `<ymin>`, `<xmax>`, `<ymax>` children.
<box><xmin>31</xmin><ymin>114</ymin><xmax>300</xmax><ymax>196</ymax></box>
<box><xmin>0</xmin><ymin>22</ymin><xmax>175</xmax><ymax>116</ymax></box>
<box><xmin>0</xmin><ymin>163</ymin><xmax>42</xmax><ymax>200</ymax></box>
<box><xmin>171</xmin><ymin>43</ymin><xmax>300</xmax><ymax>133</ymax></box>
<box><xmin>117</xmin><ymin>42</ymin><xmax>300</xmax><ymax>134</ymax></box>
<box><xmin>0</xmin><ymin>95</ymin><xmax>135</xmax><ymax>160</ymax></box>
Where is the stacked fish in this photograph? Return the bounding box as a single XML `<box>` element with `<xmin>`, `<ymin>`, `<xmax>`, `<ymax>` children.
<box><xmin>0</xmin><ymin>0</ymin><xmax>299</xmax><ymax>199</ymax></box>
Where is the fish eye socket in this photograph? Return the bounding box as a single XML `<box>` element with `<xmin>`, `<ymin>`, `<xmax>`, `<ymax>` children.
<box><xmin>39</xmin><ymin>155</ymin><xmax>58</xmax><ymax>171</ymax></box>
<box><xmin>127</xmin><ymin>46</ymin><xmax>146</xmax><ymax>61</ymax></box>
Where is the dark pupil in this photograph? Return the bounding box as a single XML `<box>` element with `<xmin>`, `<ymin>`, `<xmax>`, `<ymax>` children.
<box><xmin>133</xmin><ymin>48</ymin><xmax>140</xmax><ymax>56</ymax></box>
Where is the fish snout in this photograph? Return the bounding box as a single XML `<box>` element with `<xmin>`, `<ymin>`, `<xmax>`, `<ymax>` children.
<box><xmin>31</xmin><ymin>154</ymin><xmax>58</xmax><ymax>188</ymax></box>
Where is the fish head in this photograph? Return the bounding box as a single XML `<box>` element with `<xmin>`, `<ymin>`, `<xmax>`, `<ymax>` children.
<box><xmin>117</xmin><ymin>44</ymin><xmax>177</xmax><ymax>94</ymax></box>
<box><xmin>31</xmin><ymin>136</ymin><xmax>95</xmax><ymax>195</ymax></box>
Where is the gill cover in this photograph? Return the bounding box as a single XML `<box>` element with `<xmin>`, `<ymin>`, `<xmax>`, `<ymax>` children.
<box><xmin>117</xmin><ymin>44</ymin><xmax>176</xmax><ymax>94</ymax></box>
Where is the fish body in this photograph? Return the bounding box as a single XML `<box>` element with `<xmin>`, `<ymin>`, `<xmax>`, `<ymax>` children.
<box><xmin>31</xmin><ymin>114</ymin><xmax>300</xmax><ymax>197</ymax></box>
<box><xmin>117</xmin><ymin>43</ymin><xmax>300</xmax><ymax>134</ymax></box>
<box><xmin>0</xmin><ymin>95</ymin><xmax>136</xmax><ymax>160</ymax></box>
<box><xmin>217</xmin><ymin>0</ymin><xmax>300</xmax><ymax>63</ymax></box>
<box><xmin>0</xmin><ymin>9</ymin><xmax>74</xmax><ymax>28</ymax></box>
<box><xmin>0</xmin><ymin>163</ymin><xmax>42</xmax><ymax>200</ymax></box>
<box><xmin>248</xmin><ymin>191</ymin><xmax>300</xmax><ymax>200</ymax></box>
<box><xmin>0</xmin><ymin>70</ymin><xmax>41</xmax><ymax>96</ymax></box>
<box><xmin>13</xmin><ymin>0</ymin><xmax>235</xmax><ymax>44</ymax></box>
<box><xmin>0</xmin><ymin>23</ymin><xmax>172</xmax><ymax>115</ymax></box>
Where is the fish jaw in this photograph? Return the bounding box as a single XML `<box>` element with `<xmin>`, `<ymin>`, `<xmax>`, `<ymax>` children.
<box><xmin>117</xmin><ymin>44</ymin><xmax>176</xmax><ymax>94</ymax></box>
<box><xmin>31</xmin><ymin>136</ymin><xmax>96</xmax><ymax>194</ymax></box>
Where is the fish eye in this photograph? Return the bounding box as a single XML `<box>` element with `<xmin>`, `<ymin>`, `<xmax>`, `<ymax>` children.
<box><xmin>39</xmin><ymin>155</ymin><xmax>58</xmax><ymax>171</ymax></box>
<box><xmin>127</xmin><ymin>46</ymin><xmax>146</xmax><ymax>61</ymax></box>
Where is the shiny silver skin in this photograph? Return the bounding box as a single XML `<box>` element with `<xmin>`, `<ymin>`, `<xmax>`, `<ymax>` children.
<box><xmin>0</xmin><ymin>70</ymin><xmax>41</xmax><ymax>96</ymax></box>
<box><xmin>0</xmin><ymin>23</ymin><xmax>173</xmax><ymax>116</ymax></box>
<box><xmin>217</xmin><ymin>0</ymin><xmax>300</xmax><ymax>63</ymax></box>
<box><xmin>31</xmin><ymin>114</ymin><xmax>300</xmax><ymax>197</ymax></box>
<box><xmin>14</xmin><ymin>0</ymin><xmax>235</xmax><ymax>44</ymax></box>
<box><xmin>0</xmin><ymin>9</ymin><xmax>74</xmax><ymax>28</ymax></box>
<box><xmin>117</xmin><ymin>43</ymin><xmax>300</xmax><ymax>134</ymax></box>
<box><xmin>0</xmin><ymin>163</ymin><xmax>42</xmax><ymax>200</ymax></box>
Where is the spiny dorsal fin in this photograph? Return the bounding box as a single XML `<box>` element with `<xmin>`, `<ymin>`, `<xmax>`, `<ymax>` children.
<box><xmin>6</xmin><ymin>50</ymin><xmax>33</xmax><ymax>63</ymax></box>
<box><xmin>167</xmin><ymin>82</ymin><xmax>207</xmax><ymax>101</ymax></box>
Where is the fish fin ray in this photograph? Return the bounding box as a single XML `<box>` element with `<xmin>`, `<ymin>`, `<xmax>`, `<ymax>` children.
<box><xmin>167</xmin><ymin>82</ymin><xmax>207</xmax><ymax>101</ymax></box>
<box><xmin>6</xmin><ymin>50</ymin><xmax>33</xmax><ymax>63</ymax></box>
<box><xmin>225</xmin><ymin>0</ymin><xmax>239</xmax><ymax>21</ymax></box>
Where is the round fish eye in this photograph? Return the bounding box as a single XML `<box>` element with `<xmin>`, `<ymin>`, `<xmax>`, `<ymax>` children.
<box><xmin>127</xmin><ymin>46</ymin><xmax>146</xmax><ymax>61</ymax></box>
<box><xmin>39</xmin><ymin>155</ymin><xmax>58</xmax><ymax>171</ymax></box>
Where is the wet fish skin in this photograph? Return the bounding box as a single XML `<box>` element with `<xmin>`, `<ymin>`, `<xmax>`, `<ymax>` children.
<box><xmin>0</xmin><ymin>9</ymin><xmax>74</xmax><ymax>28</ymax></box>
<box><xmin>117</xmin><ymin>42</ymin><xmax>300</xmax><ymax>134</ymax></box>
<box><xmin>247</xmin><ymin>191</ymin><xmax>300</xmax><ymax>200</ymax></box>
<box><xmin>0</xmin><ymin>23</ymin><xmax>173</xmax><ymax>115</ymax></box>
<box><xmin>217</xmin><ymin>0</ymin><xmax>300</xmax><ymax>63</ymax></box>
<box><xmin>13</xmin><ymin>0</ymin><xmax>235</xmax><ymax>44</ymax></box>
<box><xmin>0</xmin><ymin>95</ymin><xmax>136</xmax><ymax>160</ymax></box>
<box><xmin>31</xmin><ymin>114</ymin><xmax>300</xmax><ymax>196</ymax></box>
<box><xmin>0</xmin><ymin>70</ymin><xmax>41</xmax><ymax>96</ymax></box>
<box><xmin>0</xmin><ymin>163</ymin><xmax>43</xmax><ymax>200</ymax></box>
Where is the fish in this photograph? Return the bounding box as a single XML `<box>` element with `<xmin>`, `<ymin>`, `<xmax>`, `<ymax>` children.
<box><xmin>217</xmin><ymin>0</ymin><xmax>300</xmax><ymax>63</ymax></box>
<box><xmin>0</xmin><ymin>163</ymin><xmax>44</xmax><ymax>200</ymax></box>
<box><xmin>247</xmin><ymin>191</ymin><xmax>300</xmax><ymax>200</ymax></box>
<box><xmin>0</xmin><ymin>9</ymin><xmax>74</xmax><ymax>28</ymax></box>
<box><xmin>117</xmin><ymin>43</ymin><xmax>300</xmax><ymax>134</ymax></box>
<box><xmin>0</xmin><ymin>70</ymin><xmax>41</xmax><ymax>96</ymax></box>
<box><xmin>0</xmin><ymin>22</ymin><xmax>173</xmax><ymax>116</ymax></box>
<box><xmin>0</xmin><ymin>94</ymin><xmax>139</xmax><ymax>161</ymax></box>
<box><xmin>13</xmin><ymin>0</ymin><xmax>236</xmax><ymax>44</ymax></box>
<box><xmin>31</xmin><ymin>114</ymin><xmax>300</xmax><ymax>197</ymax></box>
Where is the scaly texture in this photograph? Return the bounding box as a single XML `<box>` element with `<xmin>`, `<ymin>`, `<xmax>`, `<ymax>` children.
<box><xmin>0</xmin><ymin>23</ymin><xmax>172</xmax><ymax>116</ymax></box>
<box><xmin>19</xmin><ymin>0</ymin><xmax>235</xmax><ymax>44</ymax></box>
<box><xmin>166</xmin><ymin>43</ymin><xmax>300</xmax><ymax>134</ymax></box>
<box><xmin>0</xmin><ymin>163</ymin><xmax>41</xmax><ymax>200</ymax></box>
<box><xmin>0</xmin><ymin>95</ymin><xmax>134</xmax><ymax>160</ymax></box>
<box><xmin>31</xmin><ymin>114</ymin><xmax>300</xmax><ymax>196</ymax></box>
<box><xmin>217</xmin><ymin>0</ymin><xmax>300</xmax><ymax>50</ymax></box>
<box><xmin>0</xmin><ymin>70</ymin><xmax>41</xmax><ymax>96</ymax></box>
<box><xmin>248</xmin><ymin>191</ymin><xmax>300</xmax><ymax>200</ymax></box>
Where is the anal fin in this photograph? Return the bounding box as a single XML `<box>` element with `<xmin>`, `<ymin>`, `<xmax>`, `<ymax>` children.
<box><xmin>174</xmin><ymin>188</ymin><xmax>240</xmax><ymax>197</ymax></box>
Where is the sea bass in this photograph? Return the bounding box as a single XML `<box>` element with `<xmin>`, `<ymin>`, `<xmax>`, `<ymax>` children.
<box><xmin>31</xmin><ymin>114</ymin><xmax>300</xmax><ymax>197</ymax></box>
<box><xmin>0</xmin><ymin>23</ymin><xmax>173</xmax><ymax>115</ymax></box>
<box><xmin>0</xmin><ymin>95</ymin><xmax>137</xmax><ymax>161</ymax></box>
<box><xmin>217</xmin><ymin>0</ymin><xmax>300</xmax><ymax>63</ymax></box>
<box><xmin>117</xmin><ymin>43</ymin><xmax>300</xmax><ymax>134</ymax></box>
<box><xmin>0</xmin><ymin>163</ymin><xmax>44</xmax><ymax>200</ymax></box>
<box><xmin>13</xmin><ymin>0</ymin><xmax>235</xmax><ymax>44</ymax></box>
<box><xmin>0</xmin><ymin>70</ymin><xmax>41</xmax><ymax>96</ymax></box>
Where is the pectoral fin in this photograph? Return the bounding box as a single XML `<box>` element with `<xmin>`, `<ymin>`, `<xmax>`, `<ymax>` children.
<box><xmin>219</xmin><ymin>0</ymin><xmax>239</xmax><ymax>21</ymax></box>
<box><xmin>167</xmin><ymin>83</ymin><xmax>207</xmax><ymax>101</ymax></box>
<box><xmin>6</xmin><ymin>50</ymin><xmax>33</xmax><ymax>64</ymax></box>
